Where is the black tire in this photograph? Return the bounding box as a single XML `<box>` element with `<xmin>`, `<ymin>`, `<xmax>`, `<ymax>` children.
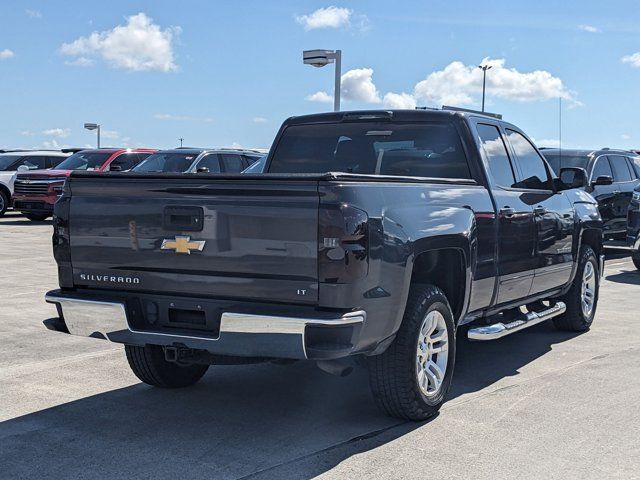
<box><xmin>367</xmin><ymin>285</ymin><xmax>456</xmax><ymax>421</ymax></box>
<box><xmin>553</xmin><ymin>245</ymin><xmax>599</xmax><ymax>332</ymax></box>
<box><xmin>125</xmin><ymin>344</ymin><xmax>209</xmax><ymax>388</ymax></box>
<box><xmin>0</xmin><ymin>190</ymin><xmax>8</xmax><ymax>217</ymax></box>
<box><xmin>25</xmin><ymin>214</ymin><xmax>50</xmax><ymax>221</ymax></box>
<box><xmin>632</xmin><ymin>251</ymin><xmax>640</xmax><ymax>271</ymax></box>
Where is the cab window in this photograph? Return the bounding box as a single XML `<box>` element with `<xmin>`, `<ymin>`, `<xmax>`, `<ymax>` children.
<box><xmin>196</xmin><ymin>154</ymin><xmax>221</xmax><ymax>172</ymax></box>
<box><xmin>476</xmin><ymin>124</ymin><xmax>516</xmax><ymax>188</ymax></box>
<box><xmin>505</xmin><ymin>129</ymin><xmax>551</xmax><ymax>190</ymax></box>
<box><xmin>592</xmin><ymin>156</ymin><xmax>613</xmax><ymax>180</ymax></box>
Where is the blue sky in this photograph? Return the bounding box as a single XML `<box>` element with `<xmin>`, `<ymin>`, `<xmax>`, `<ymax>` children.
<box><xmin>1</xmin><ymin>0</ymin><xmax>639</xmax><ymax>151</ymax></box>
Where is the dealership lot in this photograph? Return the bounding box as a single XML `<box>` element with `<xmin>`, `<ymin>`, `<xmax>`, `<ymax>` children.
<box><xmin>1</xmin><ymin>211</ymin><xmax>639</xmax><ymax>479</ymax></box>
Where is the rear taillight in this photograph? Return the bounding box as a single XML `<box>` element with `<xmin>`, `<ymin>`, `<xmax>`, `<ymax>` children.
<box><xmin>52</xmin><ymin>182</ymin><xmax>72</xmax><ymax>287</ymax></box>
<box><xmin>319</xmin><ymin>204</ymin><xmax>369</xmax><ymax>283</ymax></box>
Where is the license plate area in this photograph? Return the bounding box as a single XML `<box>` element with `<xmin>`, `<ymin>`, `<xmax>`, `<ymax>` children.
<box><xmin>127</xmin><ymin>296</ymin><xmax>222</xmax><ymax>338</ymax></box>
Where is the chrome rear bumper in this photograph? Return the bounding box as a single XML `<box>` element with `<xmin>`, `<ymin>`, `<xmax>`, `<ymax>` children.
<box><xmin>45</xmin><ymin>292</ymin><xmax>365</xmax><ymax>360</ymax></box>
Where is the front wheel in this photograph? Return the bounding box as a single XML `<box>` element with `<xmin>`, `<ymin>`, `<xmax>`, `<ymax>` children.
<box><xmin>125</xmin><ymin>345</ymin><xmax>209</xmax><ymax>388</ymax></box>
<box><xmin>554</xmin><ymin>245</ymin><xmax>599</xmax><ymax>332</ymax></box>
<box><xmin>367</xmin><ymin>285</ymin><xmax>456</xmax><ymax>421</ymax></box>
<box><xmin>632</xmin><ymin>251</ymin><xmax>640</xmax><ymax>270</ymax></box>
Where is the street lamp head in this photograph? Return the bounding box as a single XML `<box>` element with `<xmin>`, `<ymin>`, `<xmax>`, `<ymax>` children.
<box><xmin>478</xmin><ymin>64</ymin><xmax>493</xmax><ymax>71</ymax></box>
<box><xmin>84</xmin><ymin>123</ymin><xmax>99</xmax><ymax>131</ymax></box>
<box><xmin>303</xmin><ymin>49</ymin><xmax>337</xmax><ymax>68</ymax></box>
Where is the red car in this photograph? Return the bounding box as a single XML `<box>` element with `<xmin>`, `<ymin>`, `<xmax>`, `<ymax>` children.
<box><xmin>12</xmin><ymin>148</ymin><xmax>156</xmax><ymax>221</ymax></box>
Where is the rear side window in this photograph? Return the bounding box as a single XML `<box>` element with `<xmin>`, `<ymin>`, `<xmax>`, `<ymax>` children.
<box><xmin>108</xmin><ymin>153</ymin><xmax>139</xmax><ymax>171</ymax></box>
<box><xmin>592</xmin><ymin>156</ymin><xmax>613</xmax><ymax>179</ymax></box>
<box><xmin>269</xmin><ymin>122</ymin><xmax>471</xmax><ymax>179</ymax></box>
<box><xmin>505</xmin><ymin>129</ymin><xmax>551</xmax><ymax>190</ymax></box>
<box><xmin>629</xmin><ymin>156</ymin><xmax>640</xmax><ymax>178</ymax></box>
<box><xmin>221</xmin><ymin>154</ymin><xmax>244</xmax><ymax>173</ymax></box>
<box><xmin>21</xmin><ymin>156</ymin><xmax>48</xmax><ymax>170</ymax></box>
<box><xmin>133</xmin><ymin>152</ymin><xmax>197</xmax><ymax>173</ymax></box>
<box><xmin>196</xmin><ymin>154</ymin><xmax>221</xmax><ymax>172</ymax></box>
<box><xmin>49</xmin><ymin>156</ymin><xmax>67</xmax><ymax>168</ymax></box>
<box><xmin>608</xmin><ymin>155</ymin><xmax>633</xmax><ymax>182</ymax></box>
<box><xmin>476</xmin><ymin>124</ymin><xmax>516</xmax><ymax>188</ymax></box>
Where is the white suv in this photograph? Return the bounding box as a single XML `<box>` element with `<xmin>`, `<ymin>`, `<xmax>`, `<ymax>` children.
<box><xmin>0</xmin><ymin>150</ymin><xmax>72</xmax><ymax>216</ymax></box>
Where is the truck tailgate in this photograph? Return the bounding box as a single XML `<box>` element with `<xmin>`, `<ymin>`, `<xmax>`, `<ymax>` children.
<box><xmin>67</xmin><ymin>176</ymin><xmax>320</xmax><ymax>304</ymax></box>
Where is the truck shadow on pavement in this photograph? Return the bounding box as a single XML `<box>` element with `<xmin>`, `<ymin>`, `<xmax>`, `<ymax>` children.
<box><xmin>0</xmin><ymin>323</ymin><xmax>581</xmax><ymax>480</ymax></box>
<box><xmin>604</xmin><ymin>271</ymin><xmax>640</xmax><ymax>285</ymax></box>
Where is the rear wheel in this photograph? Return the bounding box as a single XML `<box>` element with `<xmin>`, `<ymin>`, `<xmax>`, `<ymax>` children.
<box><xmin>367</xmin><ymin>285</ymin><xmax>456</xmax><ymax>421</ymax></box>
<box><xmin>24</xmin><ymin>213</ymin><xmax>49</xmax><ymax>221</ymax></box>
<box><xmin>554</xmin><ymin>245</ymin><xmax>599</xmax><ymax>332</ymax></box>
<box><xmin>0</xmin><ymin>190</ymin><xmax>8</xmax><ymax>217</ymax></box>
<box><xmin>632</xmin><ymin>251</ymin><xmax>640</xmax><ymax>270</ymax></box>
<box><xmin>125</xmin><ymin>344</ymin><xmax>209</xmax><ymax>388</ymax></box>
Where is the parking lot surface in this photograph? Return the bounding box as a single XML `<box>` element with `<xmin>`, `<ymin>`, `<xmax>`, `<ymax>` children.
<box><xmin>1</xmin><ymin>211</ymin><xmax>639</xmax><ymax>479</ymax></box>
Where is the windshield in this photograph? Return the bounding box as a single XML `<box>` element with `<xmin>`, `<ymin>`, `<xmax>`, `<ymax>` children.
<box><xmin>133</xmin><ymin>152</ymin><xmax>198</xmax><ymax>173</ymax></box>
<box><xmin>242</xmin><ymin>156</ymin><xmax>266</xmax><ymax>173</ymax></box>
<box><xmin>0</xmin><ymin>155</ymin><xmax>22</xmax><ymax>171</ymax></box>
<box><xmin>542</xmin><ymin>154</ymin><xmax>589</xmax><ymax>175</ymax></box>
<box><xmin>55</xmin><ymin>152</ymin><xmax>111</xmax><ymax>171</ymax></box>
<box><xmin>269</xmin><ymin>121</ymin><xmax>471</xmax><ymax>179</ymax></box>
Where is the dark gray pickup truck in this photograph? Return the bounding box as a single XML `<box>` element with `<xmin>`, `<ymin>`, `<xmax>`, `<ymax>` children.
<box><xmin>45</xmin><ymin>109</ymin><xmax>604</xmax><ymax>420</ymax></box>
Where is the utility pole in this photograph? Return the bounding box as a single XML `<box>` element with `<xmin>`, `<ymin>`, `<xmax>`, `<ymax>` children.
<box><xmin>478</xmin><ymin>64</ymin><xmax>492</xmax><ymax>112</ymax></box>
<box><xmin>179</xmin><ymin>138</ymin><xmax>184</xmax><ymax>147</ymax></box>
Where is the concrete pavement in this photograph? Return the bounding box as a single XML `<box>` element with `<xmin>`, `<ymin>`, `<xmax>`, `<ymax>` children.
<box><xmin>1</xmin><ymin>211</ymin><xmax>639</xmax><ymax>479</ymax></box>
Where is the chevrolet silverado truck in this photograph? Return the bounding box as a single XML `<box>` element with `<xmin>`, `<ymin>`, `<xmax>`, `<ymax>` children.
<box><xmin>44</xmin><ymin>109</ymin><xmax>604</xmax><ymax>420</ymax></box>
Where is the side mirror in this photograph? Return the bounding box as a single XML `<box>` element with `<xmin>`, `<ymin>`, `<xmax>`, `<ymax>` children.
<box><xmin>196</xmin><ymin>167</ymin><xmax>210</xmax><ymax>173</ymax></box>
<box><xmin>592</xmin><ymin>175</ymin><xmax>613</xmax><ymax>187</ymax></box>
<box><xmin>558</xmin><ymin>167</ymin><xmax>587</xmax><ymax>190</ymax></box>
<box><xmin>109</xmin><ymin>164</ymin><xmax>122</xmax><ymax>172</ymax></box>
<box><xmin>17</xmin><ymin>165</ymin><xmax>29</xmax><ymax>172</ymax></box>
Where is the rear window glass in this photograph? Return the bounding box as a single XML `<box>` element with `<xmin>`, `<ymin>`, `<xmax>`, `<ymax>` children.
<box><xmin>133</xmin><ymin>153</ymin><xmax>198</xmax><ymax>173</ymax></box>
<box><xmin>269</xmin><ymin>122</ymin><xmax>471</xmax><ymax>179</ymax></box>
<box><xmin>542</xmin><ymin>154</ymin><xmax>589</xmax><ymax>175</ymax></box>
<box><xmin>54</xmin><ymin>152</ymin><xmax>111</xmax><ymax>171</ymax></box>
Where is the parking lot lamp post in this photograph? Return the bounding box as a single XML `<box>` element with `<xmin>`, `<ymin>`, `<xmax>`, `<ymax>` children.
<box><xmin>303</xmin><ymin>49</ymin><xmax>342</xmax><ymax>112</ymax></box>
<box><xmin>478</xmin><ymin>65</ymin><xmax>492</xmax><ymax>112</ymax></box>
<box><xmin>84</xmin><ymin>123</ymin><xmax>100</xmax><ymax>148</ymax></box>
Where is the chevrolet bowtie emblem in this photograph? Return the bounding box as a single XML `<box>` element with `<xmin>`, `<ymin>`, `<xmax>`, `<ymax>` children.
<box><xmin>161</xmin><ymin>236</ymin><xmax>206</xmax><ymax>254</ymax></box>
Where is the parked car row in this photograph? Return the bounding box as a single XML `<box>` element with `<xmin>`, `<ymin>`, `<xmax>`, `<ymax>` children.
<box><xmin>540</xmin><ymin>147</ymin><xmax>640</xmax><ymax>270</ymax></box>
<box><xmin>1</xmin><ymin>147</ymin><xmax>265</xmax><ymax>220</ymax></box>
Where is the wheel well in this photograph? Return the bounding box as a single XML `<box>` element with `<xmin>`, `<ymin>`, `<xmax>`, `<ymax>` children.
<box><xmin>411</xmin><ymin>249</ymin><xmax>466</xmax><ymax>320</ymax></box>
<box><xmin>581</xmin><ymin>229</ymin><xmax>602</xmax><ymax>257</ymax></box>
<box><xmin>0</xmin><ymin>183</ymin><xmax>10</xmax><ymax>199</ymax></box>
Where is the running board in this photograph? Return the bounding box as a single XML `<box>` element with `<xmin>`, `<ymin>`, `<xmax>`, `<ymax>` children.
<box><xmin>467</xmin><ymin>302</ymin><xmax>566</xmax><ymax>341</ymax></box>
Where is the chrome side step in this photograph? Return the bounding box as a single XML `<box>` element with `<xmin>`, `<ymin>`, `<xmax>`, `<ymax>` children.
<box><xmin>467</xmin><ymin>302</ymin><xmax>566</xmax><ymax>341</ymax></box>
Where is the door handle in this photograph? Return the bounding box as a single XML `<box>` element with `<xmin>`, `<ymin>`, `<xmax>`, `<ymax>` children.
<box><xmin>533</xmin><ymin>205</ymin><xmax>547</xmax><ymax>216</ymax></box>
<box><xmin>499</xmin><ymin>206</ymin><xmax>516</xmax><ymax>218</ymax></box>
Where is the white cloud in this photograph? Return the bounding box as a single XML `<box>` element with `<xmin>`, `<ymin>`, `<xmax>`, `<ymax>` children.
<box><xmin>533</xmin><ymin>138</ymin><xmax>561</xmax><ymax>148</ymax></box>
<box><xmin>621</xmin><ymin>134</ymin><xmax>631</xmax><ymax>140</ymax></box>
<box><xmin>578</xmin><ymin>24</ymin><xmax>600</xmax><ymax>33</ymax></box>
<box><xmin>154</xmin><ymin>113</ymin><xmax>213</xmax><ymax>122</ymax></box>
<box><xmin>341</xmin><ymin>68</ymin><xmax>381</xmax><ymax>103</ymax></box>
<box><xmin>306</xmin><ymin>91</ymin><xmax>334</xmax><ymax>103</ymax></box>
<box><xmin>20</xmin><ymin>130</ymin><xmax>34</xmax><ymax>136</ymax></box>
<box><xmin>25</xmin><ymin>9</ymin><xmax>42</xmax><ymax>19</ymax></box>
<box><xmin>101</xmin><ymin>130</ymin><xmax>119</xmax><ymax>139</ymax></box>
<box><xmin>43</xmin><ymin>139</ymin><xmax>62</xmax><ymax>149</ymax></box>
<box><xmin>383</xmin><ymin>92</ymin><xmax>417</xmax><ymax>109</ymax></box>
<box><xmin>413</xmin><ymin>58</ymin><xmax>577</xmax><ymax>107</ymax></box>
<box><xmin>622</xmin><ymin>52</ymin><xmax>640</xmax><ymax>68</ymax></box>
<box><xmin>296</xmin><ymin>6</ymin><xmax>351</xmax><ymax>30</ymax></box>
<box><xmin>43</xmin><ymin>128</ymin><xmax>70</xmax><ymax>138</ymax></box>
<box><xmin>0</xmin><ymin>49</ymin><xmax>15</xmax><ymax>60</ymax></box>
<box><xmin>306</xmin><ymin>68</ymin><xmax>381</xmax><ymax>104</ymax></box>
<box><xmin>60</xmin><ymin>13</ymin><xmax>180</xmax><ymax>72</ymax></box>
<box><xmin>65</xmin><ymin>57</ymin><xmax>95</xmax><ymax>67</ymax></box>
<box><xmin>252</xmin><ymin>117</ymin><xmax>268</xmax><ymax>123</ymax></box>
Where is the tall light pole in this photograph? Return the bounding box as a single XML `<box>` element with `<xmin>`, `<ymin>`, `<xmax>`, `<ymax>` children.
<box><xmin>303</xmin><ymin>49</ymin><xmax>342</xmax><ymax>112</ymax></box>
<box><xmin>478</xmin><ymin>64</ymin><xmax>492</xmax><ymax>112</ymax></box>
<box><xmin>179</xmin><ymin>137</ymin><xmax>184</xmax><ymax>147</ymax></box>
<box><xmin>84</xmin><ymin>123</ymin><xmax>100</xmax><ymax>148</ymax></box>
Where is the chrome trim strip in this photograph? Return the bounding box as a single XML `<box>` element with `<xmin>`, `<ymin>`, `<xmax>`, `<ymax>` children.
<box><xmin>467</xmin><ymin>302</ymin><xmax>566</xmax><ymax>341</ymax></box>
<box><xmin>599</xmin><ymin>254</ymin><xmax>605</xmax><ymax>279</ymax></box>
<box><xmin>219</xmin><ymin>311</ymin><xmax>365</xmax><ymax>335</ymax></box>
